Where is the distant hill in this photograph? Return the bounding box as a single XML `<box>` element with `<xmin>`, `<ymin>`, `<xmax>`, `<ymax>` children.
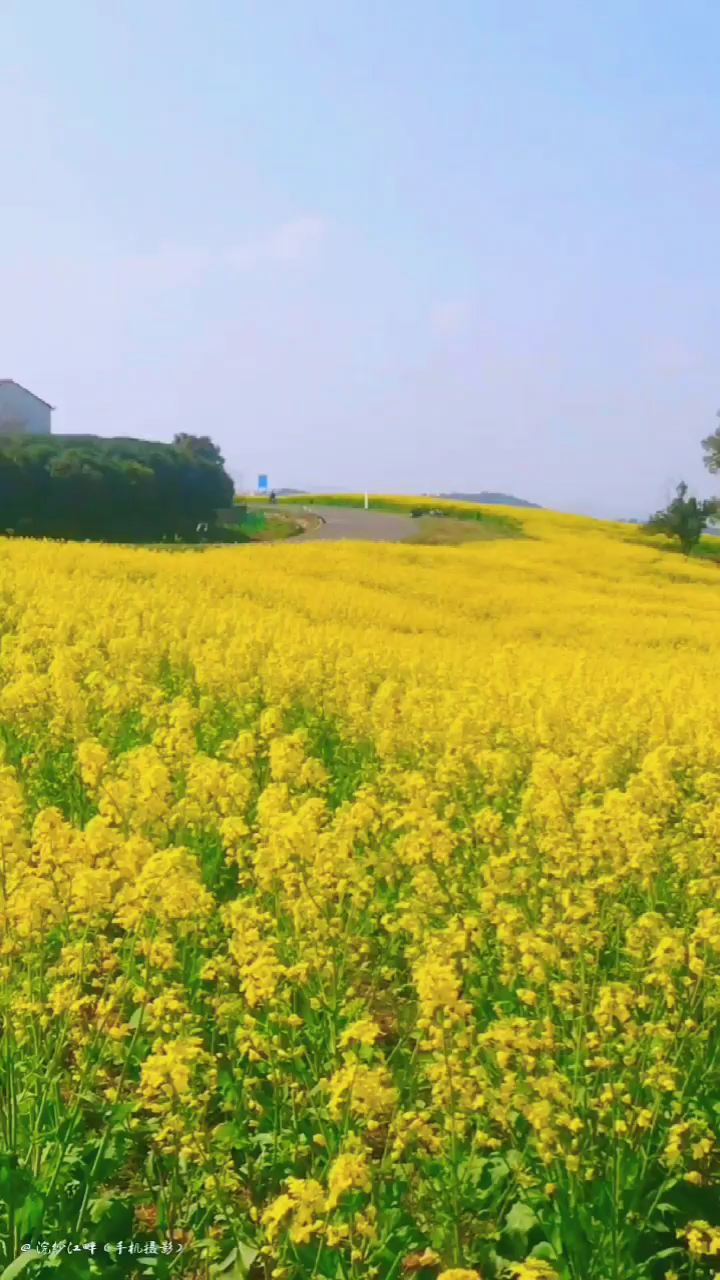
<box><xmin>259</xmin><ymin>487</ymin><xmax>542</xmax><ymax>507</ymax></box>
<box><xmin>437</xmin><ymin>491</ymin><xmax>541</xmax><ymax>508</ymax></box>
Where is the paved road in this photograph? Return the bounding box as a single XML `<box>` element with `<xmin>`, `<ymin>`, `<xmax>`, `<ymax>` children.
<box><xmin>292</xmin><ymin>505</ymin><xmax>415</xmax><ymax>542</ymax></box>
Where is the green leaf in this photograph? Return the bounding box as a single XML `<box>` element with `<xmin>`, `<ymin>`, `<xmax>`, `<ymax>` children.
<box><xmin>458</xmin><ymin>1154</ymin><xmax>488</xmax><ymax>1184</ymax></box>
<box><xmin>236</xmin><ymin>1242</ymin><xmax>259</xmax><ymax>1272</ymax></box>
<box><xmin>560</xmin><ymin>1213</ymin><xmax>593</xmax><ymax>1274</ymax></box>
<box><xmin>211</xmin><ymin>1122</ymin><xmax>244</xmax><ymax>1151</ymax></box>
<box><xmin>0</xmin><ymin>1251</ymin><xmax>46</xmax><ymax>1280</ymax></box>
<box><xmin>109</xmin><ymin>1101</ymin><xmax>134</xmax><ymax>1124</ymax></box>
<box><xmin>89</xmin><ymin>1195</ymin><xmax>115</xmax><ymax>1223</ymax></box>
<box><xmin>210</xmin><ymin>1243</ymin><xmax>259</xmax><ymax>1279</ymax></box>
<box><xmin>15</xmin><ymin>1192</ymin><xmax>44</xmax><ymax>1238</ymax></box>
<box><xmin>40</xmin><ymin>1261</ymin><xmax>84</xmax><ymax>1280</ymax></box>
<box><xmin>645</xmin><ymin>1245</ymin><xmax>685</xmax><ymax>1262</ymax></box>
<box><xmin>482</xmin><ymin>1247</ymin><xmax>515</xmax><ymax>1276</ymax></box>
<box><xmin>505</xmin><ymin>1201</ymin><xmax>539</xmax><ymax>1237</ymax></box>
<box><xmin>486</xmin><ymin>1156</ymin><xmax>511</xmax><ymax>1191</ymax></box>
<box><xmin>85</xmin><ymin>1196</ymin><xmax>134</xmax><ymax>1243</ymax></box>
<box><xmin>501</xmin><ymin>1200</ymin><xmax>540</xmax><ymax>1262</ymax></box>
<box><xmin>0</xmin><ymin>1157</ymin><xmax>35</xmax><ymax>1210</ymax></box>
<box><xmin>529</xmin><ymin>1242</ymin><xmax>558</xmax><ymax>1261</ymax></box>
<box><xmin>210</xmin><ymin>1250</ymin><xmax>237</xmax><ymax>1276</ymax></box>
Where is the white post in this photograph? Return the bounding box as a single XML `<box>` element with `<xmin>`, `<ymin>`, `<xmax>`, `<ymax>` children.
<box><xmin>364</xmin><ymin>491</ymin><xmax>369</xmax><ymax>510</ymax></box>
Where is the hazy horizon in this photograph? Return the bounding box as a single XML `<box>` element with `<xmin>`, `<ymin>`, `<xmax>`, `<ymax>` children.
<box><xmin>3</xmin><ymin>2</ymin><xmax>720</xmax><ymax>521</ymax></box>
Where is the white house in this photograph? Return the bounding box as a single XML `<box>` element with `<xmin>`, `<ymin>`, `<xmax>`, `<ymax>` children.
<box><xmin>0</xmin><ymin>380</ymin><xmax>53</xmax><ymax>435</ymax></box>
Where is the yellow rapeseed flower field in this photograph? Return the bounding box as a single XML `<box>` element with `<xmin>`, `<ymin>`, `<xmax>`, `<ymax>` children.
<box><xmin>2</xmin><ymin>505</ymin><xmax>720</xmax><ymax>1280</ymax></box>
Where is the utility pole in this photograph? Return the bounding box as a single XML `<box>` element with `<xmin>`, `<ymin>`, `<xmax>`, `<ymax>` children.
<box><xmin>364</xmin><ymin>491</ymin><xmax>369</xmax><ymax>510</ymax></box>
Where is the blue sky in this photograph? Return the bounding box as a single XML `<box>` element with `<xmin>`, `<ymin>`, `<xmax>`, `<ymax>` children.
<box><xmin>2</xmin><ymin>1</ymin><xmax>719</xmax><ymax>516</ymax></box>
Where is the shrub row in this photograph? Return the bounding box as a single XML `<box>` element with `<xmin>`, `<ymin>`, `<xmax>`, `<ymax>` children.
<box><xmin>0</xmin><ymin>434</ymin><xmax>234</xmax><ymax>542</ymax></box>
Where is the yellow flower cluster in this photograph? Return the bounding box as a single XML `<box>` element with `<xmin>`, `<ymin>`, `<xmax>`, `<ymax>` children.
<box><xmin>0</xmin><ymin>506</ymin><xmax>720</xmax><ymax>1277</ymax></box>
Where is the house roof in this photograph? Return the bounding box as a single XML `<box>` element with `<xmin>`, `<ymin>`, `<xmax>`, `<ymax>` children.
<box><xmin>0</xmin><ymin>380</ymin><xmax>54</xmax><ymax>410</ymax></box>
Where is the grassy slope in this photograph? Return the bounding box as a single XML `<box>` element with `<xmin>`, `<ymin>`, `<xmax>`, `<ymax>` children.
<box><xmin>408</xmin><ymin>515</ymin><xmax>525</xmax><ymax>545</ymax></box>
<box><xmin>139</xmin><ymin>510</ymin><xmax>306</xmax><ymax>549</ymax></box>
<box><xmin>243</xmin><ymin>512</ymin><xmax>305</xmax><ymax>542</ymax></box>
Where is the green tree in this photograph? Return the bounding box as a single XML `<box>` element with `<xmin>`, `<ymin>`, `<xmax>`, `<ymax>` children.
<box><xmin>172</xmin><ymin>433</ymin><xmax>226</xmax><ymax>466</ymax></box>
<box><xmin>645</xmin><ymin>482</ymin><xmax>718</xmax><ymax>556</ymax></box>
<box><xmin>0</xmin><ymin>433</ymin><xmax>234</xmax><ymax>543</ymax></box>
<box><xmin>701</xmin><ymin>411</ymin><xmax>720</xmax><ymax>473</ymax></box>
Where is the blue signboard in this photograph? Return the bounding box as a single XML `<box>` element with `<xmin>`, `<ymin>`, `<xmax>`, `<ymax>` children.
<box><xmin>258</xmin><ymin>474</ymin><xmax>268</xmax><ymax>492</ymax></box>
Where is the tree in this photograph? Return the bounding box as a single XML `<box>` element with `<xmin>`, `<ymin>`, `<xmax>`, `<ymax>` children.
<box><xmin>172</xmin><ymin>433</ymin><xmax>226</xmax><ymax>467</ymax></box>
<box><xmin>0</xmin><ymin>433</ymin><xmax>235</xmax><ymax>543</ymax></box>
<box><xmin>645</xmin><ymin>482</ymin><xmax>718</xmax><ymax>557</ymax></box>
<box><xmin>701</xmin><ymin>412</ymin><xmax>720</xmax><ymax>473</ymax></box>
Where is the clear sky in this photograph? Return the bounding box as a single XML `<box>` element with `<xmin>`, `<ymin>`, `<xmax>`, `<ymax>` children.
<box><xmin>2</xmin><ymin>1</ymin><xmax>719</xmax><ymax>517</ymax></box>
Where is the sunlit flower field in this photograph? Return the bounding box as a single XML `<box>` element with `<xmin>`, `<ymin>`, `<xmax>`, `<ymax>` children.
<box><xmin>3</xmin><ymin>505</ymin><xmax>720</xmax><ymax>1280</ymax></box>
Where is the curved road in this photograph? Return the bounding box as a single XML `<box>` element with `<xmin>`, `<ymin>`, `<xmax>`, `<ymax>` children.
<box><xmin>292</xmin><ymin>505</ymin><xmax>415</xmax><ymax>542</ymax></box>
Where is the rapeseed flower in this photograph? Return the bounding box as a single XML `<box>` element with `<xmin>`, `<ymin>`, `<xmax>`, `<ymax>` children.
<box><xmin>3</xmin><ymin>506</ymin><xmax>720</xmax><ymax>1276</ymax></box>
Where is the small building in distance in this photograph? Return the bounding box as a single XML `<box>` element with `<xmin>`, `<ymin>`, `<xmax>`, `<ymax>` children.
<box><xmin>0</xmin><ymin>380</ymin><xmax>53</xmax><ymax>435</ymax></box>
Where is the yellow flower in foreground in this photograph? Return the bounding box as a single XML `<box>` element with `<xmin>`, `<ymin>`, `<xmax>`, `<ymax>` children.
<box><xmin>339</xmin><ymin>1017</ymin><xmax>382</xmax><ymax>1048</ymax></box>
<box><xmin>326</xmin><ymin>1150</ymin><xmax>372</xmax><ymax>1210</ymax></box>
<box><xmin>261</xmin><ymin>1178</ymin><xmax>326</xmax><ymax>1246</ymax></box>
<box><xmin>5</xmin><ymin>503</ymin><xmax>720</xmax><ymax>1272</ymax></box>
<box><xmin>326</xmin><ymin>1059</ymin><xmax>398</xmax><ymax>1121</ymax></box>
<box><xmin>508</xmin><ymin>1262</ymin><xmax>559</xmax><ymax>1279</ymax></box>
<box><xmin>682</xmin><ymin>1220</ymin><xmax>720</xmax><ymax>1258</ymax></box>
<box><xmin>138</xmin><ymin>1036</ymin><xmax>211</xmax><ymax>1109</ymax></box>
